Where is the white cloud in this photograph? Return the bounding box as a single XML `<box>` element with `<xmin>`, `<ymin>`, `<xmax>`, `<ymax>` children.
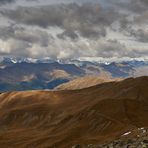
<box><xmin>0</xmin><ymin>0</ymin><xmax>147</xmax><ymax>60</ymax></box>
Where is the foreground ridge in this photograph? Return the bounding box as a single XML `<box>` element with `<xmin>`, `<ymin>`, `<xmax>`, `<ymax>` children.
<box><xmin>0</xmin><ymin>76</ymin><xmax>147</xmax><ymax>147</ymax></box>
<box><xmin>72</xmin><ymin>128</ymin><xmax>148</xmax><ymax>148</ymax></box>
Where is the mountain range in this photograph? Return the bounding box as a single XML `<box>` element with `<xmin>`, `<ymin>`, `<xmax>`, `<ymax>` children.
<box><xmin>0</xmin><ymin>57</ymin><xmax>148</xmax><ymax>92</ymax></box>
<box><xmin>56</xmin><ymin>76</ymin><xmax>121</xmax><ymax>90</ymax></box>
<box><xmin>0</xmin><ymin>76</ymin><xmax>147</xmax><ymax>147</ymax></box>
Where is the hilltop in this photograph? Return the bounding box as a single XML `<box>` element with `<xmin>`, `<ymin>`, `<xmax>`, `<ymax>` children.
<box><xmin>0</xmin><ymin>76</ymin><xmax>147</xmax><ymax>147</ymax></box>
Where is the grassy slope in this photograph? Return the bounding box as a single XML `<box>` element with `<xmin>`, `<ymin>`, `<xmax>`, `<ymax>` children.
<box><xmin>0</xmin><ymin>76</ymin><xmax>147</xmax><ymax>147</ymax></box>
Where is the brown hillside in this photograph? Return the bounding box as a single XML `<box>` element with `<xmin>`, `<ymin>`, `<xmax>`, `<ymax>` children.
<box><xmin>0</xmin><ymin>76</ymin><xmax>148</xmax><ymax>148</ymax></box>
<box><xmin>56</xmin><ymin>76</ymin><xmax>116</xmax><ymax>90</ymax></box>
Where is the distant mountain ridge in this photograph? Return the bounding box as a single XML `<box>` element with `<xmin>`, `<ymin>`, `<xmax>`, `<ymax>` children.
<box><xmin>1</xmin><ymin>56</ymin><xmax>148</xmax><ymax>65</ymax></box>
<box><xmin>56</xmin><ymin>76</ymin><xmax>120</xmax><ymax>90</ymax></box>
<box><xmin>0</xmin><ymin>57</ymin><xmax>148</xmax><ymax>92</ymax></box>
<box><xmin>0</xmin><ymin>62</ymin><xmax>84</xmax><ymax>92</ymax></box>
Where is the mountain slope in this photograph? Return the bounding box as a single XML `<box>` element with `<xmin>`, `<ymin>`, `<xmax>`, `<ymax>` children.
<box><xmin>0</xmin><ymin>62</ymin><xmax>84</xmax><ymax>92</ymax></box>
<box><xmin>0</xmin><ymin>58</ymin><xmax>148</xmax><ymax>92</ymax></box>
<box><xmin>56</xmin><ymin>76</ymin><xmax>119</xmax><ymax>90</ymax></box>
<box><xmin>0</xmin><ymin>77</ymin><xmax>147</xmax><ymax>147</ymax></box>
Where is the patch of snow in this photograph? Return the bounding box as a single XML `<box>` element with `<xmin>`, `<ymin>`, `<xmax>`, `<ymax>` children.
<box><xmin>122</xmin><ymin>131</ymin><xmax>131</xmax><ymax>136</ymax></box>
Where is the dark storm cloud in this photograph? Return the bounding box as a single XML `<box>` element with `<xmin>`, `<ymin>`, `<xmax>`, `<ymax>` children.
<box><xmin>133</xmin><ymin>11</ymin><xmax>148</xmax><ymax>24</ymax></box>
<box><xmin>0</xmin><ymin>25</ymin><xmax>50</xmax><ymax>46</ymax></box>
<box><xmin>141</xmin><ymin>0</ymin><xmax>148</xmax><ymax>5</ymax></box>
<box><xmin>97</xmin><ymin>39</ymin><xmax>126</xmax><ymax>58</ymax></box>
<box><xmin>0</xmin><ymin>3</ymin><xmax>120</xmax><ymax>38</ymax></box>
<box><xmin>57</xmin><ymin>30</ymin><xmax>79</xmax><ymax>40</ymax></box>
<box><xmin>119</xmin><ymin>17</ymin><xmax>131</xmax><ymax>30</ymax></box>
<box><xmin>128</xmin><ymin>49</ymin><xmax>148</xmax><ymax>58</ymax></box>
<box><xmin>0</xmin><ymin>0</ymin><xmax>15</xmax><ymax>4</ymax></box>
<box><xmin>110</xmin><ymin>0</ymin><xmax>148</xmax><ymax>14</ymax></box>
<box><xmin>130</xmin><ymin>29</ymin><xmax>148</xmax><ymax>43</ymax></box>
<box><xmin>0</xmin><ymin>0</ymin><xmax>147</xmax><ymax>60</ymax></box>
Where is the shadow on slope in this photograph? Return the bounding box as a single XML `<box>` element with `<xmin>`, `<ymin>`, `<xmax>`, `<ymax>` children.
<box><xmin>0</xmin><ymin>76</ymin><xmax>147</xmax><ymax>147</ymax></box>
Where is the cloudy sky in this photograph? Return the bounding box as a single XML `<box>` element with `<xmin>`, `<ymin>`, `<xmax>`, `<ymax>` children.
<box><xmin>0</xmin><ymin>0</ymin><xmax>148</xmax><ymax>60</ymax></box>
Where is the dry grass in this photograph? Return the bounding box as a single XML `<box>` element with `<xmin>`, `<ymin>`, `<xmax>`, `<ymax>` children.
<box><xmin>0</xmin><ymin>76</ymin><xmax>147</xmax><ymax>147</ymax></box>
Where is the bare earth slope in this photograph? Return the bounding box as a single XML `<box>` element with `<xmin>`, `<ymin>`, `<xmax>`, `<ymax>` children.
<box><xmin>56</xmin><ymin>76</ymin><xmax>121</xmax><ymax>90</ymax></box>
<box><xmin>0</xmin><ymin>76</ymin><xmax>148</xmax><ymax>148</ymax></box>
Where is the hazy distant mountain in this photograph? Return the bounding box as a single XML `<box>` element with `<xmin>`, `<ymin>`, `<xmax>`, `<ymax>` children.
<box><xmin>56</xmin><ymin>76</ymin><xmax>120</xmax><ymax>90</ymax></box>
<box><xmin>0</xmin><ymin>76</ymin><xmax>147</xmax><ymax>147</ymax></box>
<box><xmin>0</xmin><ymin>57</ymin><xmax>147</xmax><ymax>92</ymax></box>
<box><xmin>0</xmin><ymin>59</ymin><xmax>85</xmax><ymax>92</ymax></box>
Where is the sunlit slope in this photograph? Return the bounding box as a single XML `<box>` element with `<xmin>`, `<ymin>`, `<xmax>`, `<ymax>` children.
<box><xmin>0</xmin><ymin>76</ymin><xmax>147</xmax><ymax>147</ymax></box>
<box><xmin>56</xmin><ymin>76</ymin><xmax>121</xmax><ymax>90</ymax></box>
